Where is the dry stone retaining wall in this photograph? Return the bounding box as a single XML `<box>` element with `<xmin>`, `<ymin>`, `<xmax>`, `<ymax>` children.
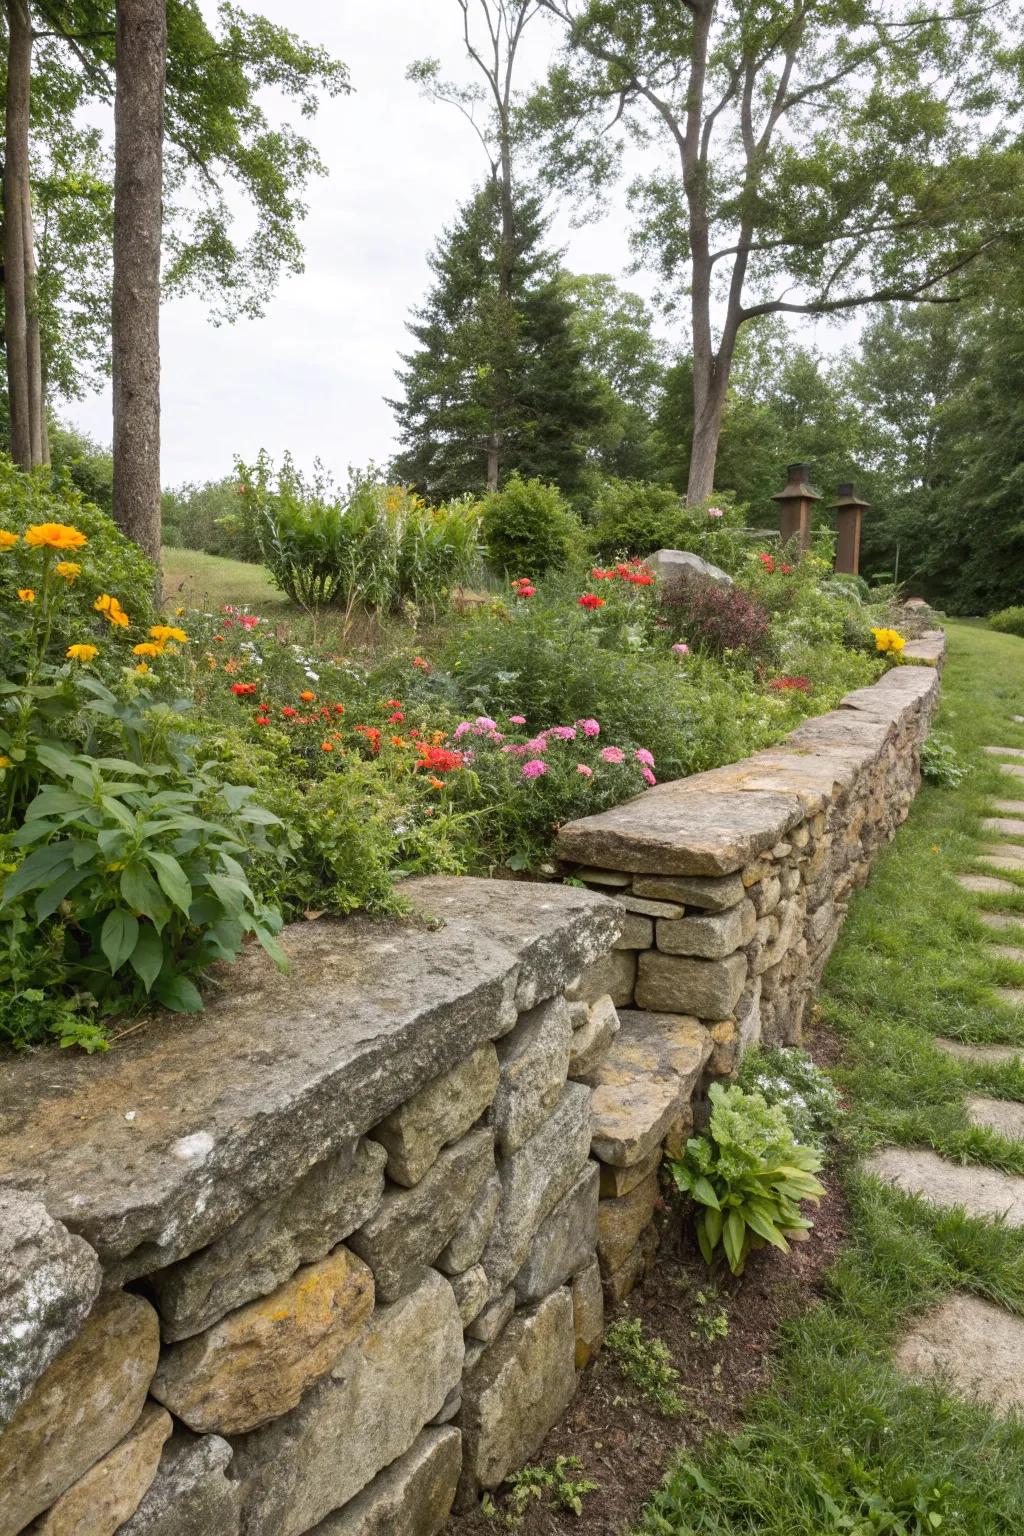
<box><xmin>0</xmin><ymin>635</ymin><xmax>943</xmax><ymax>1535</ymax></box>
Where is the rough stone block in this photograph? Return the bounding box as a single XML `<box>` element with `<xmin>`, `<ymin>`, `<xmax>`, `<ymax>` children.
<box><xmin>598</xmin><ymin>1145</ymin><xmax>661</xmax><ymax>1199</ymax></box>
<box><xmin>574</xmin><ymin>867</ymin><xmax>632</xmax><ymax>888</ymax></box>
<box><xmin>466</xmin><ymin>1288</ymin><xmax>516</xmax><ymax>1345</ymax></box>
<box><xmin>585</xmin><ymin>1011</ymin><xmax>712</xmax><ymax>1167</ymax></box>
<box><xmin>635</xmin><ymin>950</ymin><xmax>747</xmax><ymax>1019</ymax></box>
<box><xmin>458</xmin><ymin>1289</ymin><xmax>576</xmax><ymax>1501</ymax></box>
<box><xmin>602</xmin><ymin>1224</ymin><xmax>658</xmax><ymax>1304</ymax></box>
<box><xmin>0</xmin><ymin>1189</ymin><xmax>101</xmax><ymax>1429</ymax></box>
<box><xmin>307</xmin><ymin>1426</ymin><xmax>461</xmax><ymax>1536</ymax></box>
<box><xmin>750</xmin><ymin>876</ymin><xmax>782</xmax><ymax>916</ymax></box>
<box><xmin>619</xmin><ymin>894</ymin><xmax>686</xmax><ymax>919</ymax></box>
<box><xmin>449</xmin><ymin>1265</ymin><xmax>490</xmax><ymax>1328</ymax></box>
<box><xmin>662</xmin><ymin>1103</ymin><xmax>694</xmax><ymax>1160</ymax></box>
<box><xmin>28</xmin><ymin>1402</ymin><xmax>172</xmax><ymax>1536</ymax></box>
<box><xmin>0</xmin><ymin>1290</ymin><xmax>160</xmax><ymax>1536</ymax></box>
<box><xmin>492</xmin><ymin>999</ymin><xmax>572</xmax><ymax>1154</ymax></box>
<box><xmin>515</xmin><ymin>1163</ymin><xmax>599</xmax><ymax>1304</ymax></box>
<box><xmin>349</xmin><ymin>1126</ymin><xmax>495</xmax><ymax>1302</ymax></box>
<box><xmin>571</xmin><ymin>1260</ymin><xmax>604</xmax><ymax>1369</ymax></box>
<box><xmin>565</xmin><ymin>949</ymin><xmax>637</xmax><ymax>1007</ymax></box>
<box><xmin>435</xmin><ymin>1174</ymin><xmax>501</xmax><ymax>1276</ymax></box>
<box><xmin>151</xmin><ymin>1139</ymin><xmax>386</xmax><ymax>1343</ymax></box>
<box><xmin>633</xmin><ymin>873</ymin><xmax>745</xmax><ymax>911</ymax></box>
<box><xmin>372</xmin><ymin>1045</ymin><xmax>499</xmax><ymax>1187</ymax></box>
<box><xmin>568</xmin><ymin>994</ymin><xmax>620</xmax><ymax>1078</ymax></box>
<box><xmin>116</xmin><ymin>1430</ymin><xmax>240</xmax><ymax>1536</ymax></box>
<box><xmin>481</xmin><ymin>1084</ymin><xmax>592</xmax><ymax>1294</ymax></box>
<box><xmin>708</xmin><ymin>1020</ymin><xmax>740</xmax><ymax>1078</ymax></box>
<box><xmin>151</xmin><ymin>1247</ymin><xmax>375</xmax><ymax>1435</ymax></box>
<box><xmin>656</xmin><ymin>900</ymin><xmax>755</xmax><ymax>959</ymax></box>
<box><xmin>230</xmin><ymin>1269</ymin><xmax>463</xmax><ymax>1536</ymax></box>
<box><xmin>614</xmin><ymin>913</ymin><xmax>655</xmax><ymax>949</ymax></box>
<box><xmin>596</xmin><ymin>1173</ymin><xmax>659</xmax><ymax>1278</ymax></box>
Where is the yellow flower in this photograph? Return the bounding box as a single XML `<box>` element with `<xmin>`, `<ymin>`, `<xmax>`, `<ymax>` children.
<box><xmin>66</xmin><ymin>643</ymin><xmax>98</xmax><ymax>663</ymax></box>
<box><xmin>17</xmin><ymin>589</ymin><xmax>35</xmax><ymax>603</ymax></box>
<box><xmin>0</xmin><ymin>755</ymin><xmax>11</xmax><ymax>769</ymax></box>
<box><xmin>133</xmin><ymin>641</ymin><xmax>163</xmax><ymax>658</ymax></box>
<box><xmin>870</xmin><ymin>627</ymin><xmax>906</xmax><ymax>655</ymax></box>
<box><xmin>55</xmin><ymin>561</ymin><xmax>81</xmax><ymax>582</ymax></box>
<box><xmin>134</xmin><ymin>662</ymin><xmax>150</xmax><ymax>675</ymax></box>
<box><xmin>0</xmin><ymin>530</ymin><xmax>19</xmax><ymax>550</ymax></box>
<box><xmin>150</xmin><ymin>624</ymin><xmax>188</xmax><ymax>645</ymax></box>
<box><xmin>95</xmin><ymin>594</ymin><xmax>130</xmax><ymax>628</ymax></box>
<box><xmin>24</xmin><ymin>522</ymin><xmax>87</xmax><ymax>551</ymax></box>
<box><xmin>175</xmin><ymin>606</ymin><xmax>186</xmax><ymax>617</ymax></box>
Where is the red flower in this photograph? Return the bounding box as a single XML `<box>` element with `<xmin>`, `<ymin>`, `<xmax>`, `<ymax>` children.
<box><xmin>623</xmin><ymin>569</ymin><xmax>654</xmax><ymax>586</ymax></box>
<box><xmin>780</xmin><ymin>564</ymin><xmax>793</xmax><ymax>575</ymax></box>
<box><xmin>415</xmin><ymin>745</ymin><xmax>464</xmax><ymax>774</ymax></box>
<box><xmin>386</xmin><ymin>699</ymin><xmax>402</xmax><ymax>708</ymax></box>
<box><xmin>512</xmin><ymin>577</ymin><xmax>536</xmax><ymax>598</ymax></box>
<box><xmin>768</xmin><ymin>675</ymin><xmax>812</xmax><ymax>692</ymax></box>
<box><xmin>299</xmin><ymin>690</ymin><xmax>315</xmax><ymax>703</ymax></box>
<box><xmin>578</xmin><ymin>593</ymin><xmax>606</xmax><ymax>610</ymax></box>
<box><xmin>758</xmin><ymin>552</ymin><xmax>776</xmax><ymax>572</ymax></box>
<box><xmin>254</xmin><ymin>717</ymin><xmax>269</xmax><ymax>727</ymax></box>
<box><xmin>230</xmin><ymin>682</ymin><xmax>257</xmax><ymax>697</ymax></box>
<box><xmin>388</xmin><ymin>711</ymin><xmax>405</xmax><ymax>724</ymax></box>
<box><xmin>334</xmin><ymin>703</ymin><xmax>345</xmax><ymax>715</ymax></box>
<box><xmin>281</xmin><ymin>706</ymin><xmax>298</xmax><ymax>718</ymax></box>
<box><xmin>412</xmin><ymin>656</ymin><xmax>430</xmax><ymax>671</ymax></box>
<box><xmin>321</xmin><ymin>741</ymin><xmax>334</xmax><ymax>752</ymax></box>
<box><xmin>591</xmin><ymin>567</ymin><xmax>613</xmax><ymax>580</ymax></box>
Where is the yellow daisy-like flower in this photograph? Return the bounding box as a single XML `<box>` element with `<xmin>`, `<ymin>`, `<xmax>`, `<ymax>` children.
<box><xmin>24</xmin><ymin>522</ymin><xmax>87</xmax><ymax>551</ymax></box>
<box><xmin>133</xmin><ymin>641</ymin><xmax>163</xmax><ymax>658</ymax></box>
<box><xmin>134</xmin><ymin>662</ymin><xmax>150</xmax><ymax>675</ymax></box>
<box><xmin>94</xmin><ymin>594</ymin><xmax>130</xmax><ymax>628</ymax></box>
<box><xmin>55</xmin><ymin>561</ymin><xmax>81</xmax><ymax>582</ymax></box>
<box><xmin>0</xmin><ymin>530</ymin><xmax>19</xmax><ymax>550</ymax></box>
<box><xmin>17</xmin><ymin>589</ymin><xmax>35</xmax><ymax>603</ymax></box>
<box><xmin>66</xmin><ymin>643</ymin><xmax>98</xmax><ymax>663</ymax></box>
<box><xmin>149</xmin><ymin>624</ymin><xmax>189</xmax><ymax>645</ymax></box>
<box><xmin>870</xmin><ymin>627</ymin><xmax>906</xmax><ymax>655</ymax></box>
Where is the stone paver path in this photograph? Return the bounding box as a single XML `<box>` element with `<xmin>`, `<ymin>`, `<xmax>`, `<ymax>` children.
<box><xmin>982</xmin><ymin>818</ymin><xmax>1024</xmax><ymax>839</ymax></box>
<box><xmin>987</xmin><ymin>945</ymin><xmax>1024</xmax><ymax>965</ymax></box>
<box><xmin>984</xmin><ymin>746</ymin><xmax>1024</xmax><ymax>760</ymax></box>
<box><xmin>958</xmin><ymin>874</ymin><xmax>1017</xmax><ymax>896</ymax></box>
<box><xmin>967</xmin><ymin>1096</ymin><xmax>1024</xmax><ymax>1140</ymax></box>
<box><xmin>996</xmin><ymin>988</ymin><xmax>1024</xmax><ymax>1011</ymax></box>
<box><xmin>992</xmin><ymin>800</ymin><xmax>1024</xmax><ymax>816</ymax></box>
<box><xmin>935</xmin><ymin>1038</ymin><xmax>1024</xmax><ymax>1065</ymax></box>
<box><xmin>895</xmin><ymin>1293</ymin><xmax>1024</xmax><ymax>1413</ymax></box>
<box><xmin>979</xmin><ymin>911</ymin><xmax>1024</xmax><ymax>931</ymax></box>
<box><xmin>864</xmin><ymin>1147</ymin><xmax>1024</xmax><ymax>1225</ymax></box>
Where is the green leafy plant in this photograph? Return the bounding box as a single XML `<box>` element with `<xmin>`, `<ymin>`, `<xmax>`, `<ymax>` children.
<box><xmin>484</xmin><ymin>1456</ymin><xmax>598</xmax><ymax>1524</ymax></box>
<box><xmin>670</xmin><ymin>1083</ymin><xmax>825</xmax><ymax>1275</ymax></box>
<box><xmin>690</xmin><ymin>1287</ymin><xmax>730</xmax><ymax>1343</ymax></box>
<box><xmin>480</xmin><ymin>472</ymin><xmax>579</xmax><ymax>577</ymax></box>
<box><xmin>604</xmin><ymin>1316</ymin><xmax>686</xmax><ymax>1417</ymax></box>
<box><xmin>588</xmin><ymin>478</ymin><xmax>688</xmax><ymax>558</ymax></box>
<box><xmin>988</xmin><ymin>605</ymin><xmax>1024</xmax><ymax>638</ymax></box>
<box><xmin>919</xmin><ymin>732</ymin><xmax>966</xmax><ymax>789</ymax></box>
<box><xmin>736</xmin><ymin>1047</ymin><xmax>843</xmax><ymax>1148</ymax></box>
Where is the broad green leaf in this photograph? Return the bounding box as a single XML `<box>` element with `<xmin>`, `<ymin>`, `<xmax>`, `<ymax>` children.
<box><xmin>24</xmin><ymin>789</ymin><xmax>84</xmax><ymax>820</ymax></box>
<box><xmin>36</xmin><ymin>867</ymin><xmax>88</xmax><ymax>921</ymax></box>
<box><xmin>254</xmin><ymin>925</ymin><xmax>289</xmax><ymax>971</ymax></box>
<box><xmin>33</xmin><ymin>743</ymin><xmax>77</xmax><ymax>776</ymax></box>
<box><xmin>0</xmin><ymin>842</ymin><xmax>75</xmax><ymax>903</ymax></box>
<box><xmin>101</xmin><ymin>909</ymin><xmax>139</xmax><ymax>974</ymax></box>
<box><xmin>129</xmin><ymin>925</ymin><xmax>165</xmax><ymax>992</ymax></box>
<box><xmin>722</xmin><ymin>1209</ymin><xmax>746</xmax><ymax>1275</ymax></box>
<box><xmin>692</xmin><ymin>1175</ymin><xmax>721</xmax><ymax>1210</ymax></box>
<box><xmin>742</xmin><ymin>1204</ymin><xmax>788</xmax><ymax>1250</ymax></box>
<box><xmin>119</xmin><ymin>866</ymin><xmax>171</xmax><ymax>930</ymax></box>
<box><xmin>99</xmin><ymin>797</ymin><xmax>138</xmax><ymax>834</ymax></box>
<box><xmin>154</xmin><ymin>974</ymin><xmax>204</xmax><ymax>1013</ymax></box>
<box><xmin>146</xmin><ymin>851</ymin><xmax>193</xmax><ymax>915</ymax></box>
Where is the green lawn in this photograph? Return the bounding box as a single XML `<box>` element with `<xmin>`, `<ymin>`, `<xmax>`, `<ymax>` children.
<box><xmin>639</xmin><ymin>620</ymin><xmax>1024</xmax><ymax>1535</ymax></box>
<box><xmin>161</xmin><ymin>546</ymin><xmax>291</xmax><ymax>616</ymax></box>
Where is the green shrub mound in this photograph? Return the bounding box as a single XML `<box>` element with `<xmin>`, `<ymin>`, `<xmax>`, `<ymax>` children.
<box><xmin>480</xmin><ymin>473</ymin><xmax>579</xmax><ymax>577</ymax></box>
<box><xmin>989</xmin><ymin>605</ymin><xmax>1024</xmax><ymax>637</ymax></box>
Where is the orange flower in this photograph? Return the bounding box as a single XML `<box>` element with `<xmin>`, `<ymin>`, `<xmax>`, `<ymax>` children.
<box><xmin>134</xmin><ymin>662</ymin><xmax>150</xmax><ymax>675</ymax></box>
<box><xmin>149</xmin><ymin>625</ymin><xmax>188</xmax><ymax>645</ymax></box>
<box><xmin>55</xmin><ymin>561</ymin><xmax>81</xmax><ymax>581</ymax></box>
<box><xmin>133</xmin><ymin>642</ymin><xmax>162</xmax><ymax>658</ymax></box>
<box><xmin>66</xmin><ymin>643</ymin><xmax>98</xmax><ymax>662</ymax></box>
<box><xmin>300</xmin><ymin>690</ymin><xmax>316</xmax><ymax>703</ymax></box>
<box><xmin>95</xmin><ymin>594</ymin><xmax>130</xmax><ymax>628</ymax></box>
<box><xmin>24</xmin><ymin>522</ymin><xmax>87</xmax><ymax>551</ymax></box>
<box><xmin>428</xmin><ymin>775</ymin><xmax>445</xmax><ymax>789</ymax></box>
<box><xmin>0</xmin><ymin>530</ymin><xmax>19</xmax><ymax>550</ymax></box>
<box><xmin>321</xmin><ymin>740</ymin><xmax>334</xmax><ymax>752</ymax></box>
<box><xmin>17</xmin><ymin>589</ymin><xmax>35</xmax><ymax>603</ymax></box>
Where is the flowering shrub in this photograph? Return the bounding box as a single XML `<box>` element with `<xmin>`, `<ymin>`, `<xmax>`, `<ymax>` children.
<box><xmin>664</xmin><ymin>575</ymin><xmax>772</xmax><ymax>658</ymax></box>
<box><xmin>736</xmin><ymin>1047</ymin><xmax>842</xmax><ymax>1148</ymax></box>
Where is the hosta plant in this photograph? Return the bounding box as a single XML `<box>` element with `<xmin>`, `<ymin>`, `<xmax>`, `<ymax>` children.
<box><xmin>669</xmin><ymin>1082</ymin><xmax>825</xmax><ymax>1275</ymax></box>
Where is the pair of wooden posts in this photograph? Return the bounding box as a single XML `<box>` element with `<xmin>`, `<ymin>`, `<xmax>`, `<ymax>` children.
<box><xmin>771</xmin><ymin>462</ymin><xmax>868</xmax><ymax>575</ymax></box>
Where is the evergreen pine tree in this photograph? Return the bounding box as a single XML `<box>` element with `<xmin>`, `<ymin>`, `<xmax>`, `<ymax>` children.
<box><xmin>389</xmin><ymin>182</ymin><xmax>603</xmax><ymax>499</ymax></box>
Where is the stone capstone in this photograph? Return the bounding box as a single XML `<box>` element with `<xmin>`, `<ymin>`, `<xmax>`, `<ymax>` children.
<box><xmin>492</xmin><ymin>998</ymin><xmax>572</xmax><ymax>1154</ymax></box>
<box><xmin>26</xmin><ymin>1401</ymin><xmax>172</xmax><ymax>1536</ymax></box>
<box><xmin>349</xmin><ymin>1127</ymin><xmax>495</xmax><ymax>1302</ymax></box>
<box><xmin>116</xmin><ymin>1430</ymin><xmax>240</xmax><ymax>1536</ymax></box>
<box><xmin>568</xmin><ymin>994</ymin><xmax>620</xmax><ymax>1079</ymax></box>
<box><xmin>0</xmin><ymin>1290</ymin><xmax>160</xmax><ymax>1536</ymax></box>
<box><xmin>514</xmin><ymin>1162</ymin><xmax>600</xmax><ymax>1304</ymax></box>
<box><xmin>150</xmin><ymin>1247</ymin><xmax>375</xmax><ymax>1435</ymax></box>
<box><xmin>635</xmin><ymin>950</ymin><xmax>747</xmax><ymax>1019</ymax></box>
<box><xmin>435</xmin><ymin>1173</ymin><xmax>501</xmax><ymax>1276</ymax></box>
<box><xmin>457</xmin><ymin>1288</ymin><xmax>576</xmax><ymax>1501</ymax></box>
<box><xmin>656</xmin><ymin>900</ymin><xmax>755</xmax><ymax>959</ymax></box>
<box><xmin>481</xmin><ymin>1084</ymin><xmax>592</xmax><ymax>1294</ymax></box>
<box><xmin>371</xmin><ymin>1045</ymin><xmax>499</xmax><ymax>1188</ymax></box>
<box><xmin>571</xmin><ymin>1260</ymin><xmax>604</xmax><ymax>1369</ymax></box>
<box><xmin>151</xmin><ymin>1138</ymin><xmax>386</xmax><ymax>1343</ymax></box>
<box><xmin>229</xmin><ymin>1268</ymin><xmax>463</xmax><ymax>1536</ymax></box>
<box><xmin>306</xmin><ymin>1426</ymin><xmax>461</xmax><ymax>1536</ymax></box>
<box><xmin>0</xmin><ymin>1189</ymin><xmax>101</xmax><ymax>1428</ymax></box>
<box><xmin>584</xmin><ymin>1011</ymin><xmax>712</xmax><ymax>1167</ymax></box>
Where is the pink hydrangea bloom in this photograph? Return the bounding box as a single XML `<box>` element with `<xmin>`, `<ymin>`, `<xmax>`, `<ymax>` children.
<box><xmin>576</xmin><ymin>763</ymin><xmax>593</xmax><ymax>777</ymax></box>
<box><xmin>672</xmin><ymin>642</ymin><xmax>690</xmax><ymax>656</ymax></box>
<box><xmin>549</xmin><ymin>725</ymin><xmax>577</xmax><ymax>741</ymax></box>
<box><xmin>634</xmin><ymin>748</ymin><xmax>655</xmax><ymax>768</ymax></box>
<box><xmin>508</xmin><ymin>714</ymin><xmax>527</xmax><ymax>725</ymax></box>
<box><xmin>453</xmin><ymin>721</ymin><xmax>473</xmax><ymax>739</ymax></box>
<box><xmin>600</xmin><ymin>746</ymin><xmax>625</xmax><ymax>765</ymax></box>
<box><xmin>641</xmin><ymin>766</ymin><xmax>657</xmax><ymax>786</ymax></box>
<box><xmin>522</xmin><ymin>759</ymin><xmax>548</xmax><ymax>779</ymax></box>
<box><xmin>578</xmin><ymin>718</ymin><xmax>600</xmax><ymax>737</ymax></box>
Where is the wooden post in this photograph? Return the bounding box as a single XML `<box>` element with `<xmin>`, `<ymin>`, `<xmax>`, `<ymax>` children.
<box><xmin>831</xmin><ymin>483</ymin><xmax>870</xmax><ymax>575</ymax></box>
<box><xmin>770</xmin><ymin>463</ymin><xmax>821</xmax><ymax>555</ymax></box>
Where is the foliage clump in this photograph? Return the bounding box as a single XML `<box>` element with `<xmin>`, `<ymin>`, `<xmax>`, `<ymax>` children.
<box><xmin>989</xmin><ymin>606</ymin><xmax>1024</xmax><ymax>638</ymax></box>
<box><xmin>480</xmin><ymin>473</ymin><xmax>579</xmax><ymax>578</ymax></box>
<box><xmin>605</xmin><ymin>1316</ymin><xmax>687</xmax><ymax>1417</ymax></box>
<box><xmin>736</xmin><ymin>1047</ymin><xmax>843</xmax><ymax>1149</ymax></box>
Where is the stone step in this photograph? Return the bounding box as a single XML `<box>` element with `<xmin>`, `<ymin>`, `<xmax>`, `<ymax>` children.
<box><xmin>958</xmin><ymin>874</ymin><xmax>1018</xmax><ymax>896</ymax></box>
<box><xmin>996</xmin><ymin>988</ymin><xmax>1024</xmax><ymax>1012</ymax></box>
<box><xmin>984</xmin><ymin>746</ymin><xmax>1024</xmax><ymax>760</ymax></box>
<box><xmin>967</xmin><ymin>1096</ymin><xmax>1024</xmax><ymax>1140</ymax></box>
<box><xmin>996</xmin><ymin>763</ymin><xmax>1024</xmax><ymax>781</ymax></box>
<box><xmin>935</xmin><ymin>1037</ymin><xmax>1024</xmax><ymax>1065</ymax></box>
<box><xmin>864</xmin><ymin>1146</ymin><xmax>1024</xmax><ymax>1225</ymax></box>
<box><xmin>979</xmin><ymin>912</ymin><xmax>1024</xmax><ymax>932</ymax></box>
<box><xmin>975</xmin><ymin>855</ymin><xmax>1024</xmax><ymax>876</ymax></box>
<box><xmin>581</xmin><ymin>1010</ymin><xmax>713</xmax><ymax>1169</ymax></box>
<box><xmin>896</xmin><ymin>1293</ymin><xmax>1024</xmax><ymax>1413</ymax></box>
<box><xmin>991</xmin><ymin>800</ymin><xmax>1024</xmax><ymax>817</ymax></box>
<box><xmin>988</xmin><ymin>945</ymin><xmax>1024</xmax><ymax>966</ymax></box>
<box><xmin>979</xmin><ymin>843</ymin><xmax>1024</xmax><ymax>863</ymax></box>
<box><xmin>982</xmin><ymin>818</ymin><xmax>1024</xmax><ymax>840</ymax></box>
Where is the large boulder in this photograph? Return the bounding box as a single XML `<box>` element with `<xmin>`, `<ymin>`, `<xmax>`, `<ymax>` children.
<box><xmin>307</xmin><ymin>1427</ymin><xmax>461</xmax><ymax>1536</ymax></box>
<box><xmin>649</xmin><ymin>548</ymin><xmax>733</xmax><ymax>600</ymax></box>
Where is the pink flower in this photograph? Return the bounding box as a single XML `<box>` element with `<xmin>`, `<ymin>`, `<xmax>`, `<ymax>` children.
<box><xmin>525</xmin><ymin>735</ymin><xmax>548</xmax><ymax>753</ymax></box>
<box><xmin>501</xmin><ymin>743</ymin><xmax>529</xmax><ymax>756</ymax></box>
<box><xmin>549</xmin><ymin>726</ymin><xmax>577</xmax><ymax>741</ymax></box>
<box><xmin>577</xmin><ymin>718</ymin><xmax>600</xmax><ymax>737</ymax></box>
<box><xmin>487</xmin><ymin>730</ymin><xmax>505</xmax><ymax>743</ymax></box>
<box><xmin>453</xmin><ymin>721</ymin><xmax>473</xmax><ymax>740</ymax></box>
<box><xmin>672</xmin><ymin>642</ymin><xmax>690</xmax><ymax>656</ymax></box>
<box><xmin>641</xmin><ymin>767</ymin><xmax>657</xmax><ymax>786</ymax></box>
<box><xmin>522</xmin><ymin>759</ymin><xmax>548</xmax><ymax>779</ymax></box>
<box><xmin>462</xmin><ymin>749</ymin><xmax>476</xmax><ymax>764</ymax></box>
<box><xmin>634</xmin><ymin>748</ymin><xmax>655</xmax><ymax>768</ymax></box>
<box><xmin>508</xmin><ymin>714</ymin><xmax>527</xmax><ymax>725</ymax></box>
<box><xmin>576</xmin><ymin>763</ymin><xmax>593</xmax><ymax>777</ymax></box>
<box><xmin>476</xmin><ymin>716</ymin><xmax>497</xmax><ymax>731</ymax></box>
<box><xmin>707</xmin><ymin>506</ymin><xmax>725</xmax><ymax>519</ymax></box>
<box><xmin>600</xmin><ymin>746</ymin><xmax>625</xmax><ymax>765</ymax></box>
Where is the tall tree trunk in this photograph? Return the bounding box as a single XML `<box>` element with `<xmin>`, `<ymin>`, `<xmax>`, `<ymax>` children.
<box><xmin>112</xmin><ymin>0</ymin><xmax>166</xmax><ymax>562</ymax></box>
<box><xmin>4</xmin><ymin>0</ymin><xmax>32</xmax><ymax>468</ymax></box>
<box><xmin>21</xmin><ymin>160</ymin><xmax>46</xmax><ymax>464</ymax></box>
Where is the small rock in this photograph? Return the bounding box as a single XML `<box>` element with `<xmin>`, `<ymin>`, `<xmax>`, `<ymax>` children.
<box><xmin>150</xmin><ymin>1247</ymin><xmax>375</xmax><ymax>1435</ymax></box>
<box><xmin>614</xmin><ymin>913</ymin><xmax>655</xmax><ymax>949</ymax></box>
<box><xmin>435</xmin><ymin>1173</ymin><xmax>501</xmax><ymax>1276</ymax></box>
<box><xmin>571</xmin><ymin>1260</ymin><xmax>604</xmax><ymax>1369</ymax></box>
<box><xmin>306</xmin><ymin>1426</ymin><xmax>461</xmax><ymax>1536</ymax></box>
<box><xmin>708</xmin><ymin>1020</ymin><xmax>741</xmax><ymax>1077</ymax></box>
<box><xmin>429</xmin><ymin>1386</ymin><xmax>463</xmax><ymax>1426</ymax></box>
<box><xmin>750</xmin><ymin>876</ymin><xmax>782</xmax><ymax>917</ymax></box>
<box><xmin>569</xmin><ymin>994</ymin><xmax>620</xmax><ymax>1078</ymax></box>
<box><xmin>565</xmin><ymin>949</ymin><xmax>637</xmax><ymax>1008</ymax></box>
<box><xmin>493</xmin><ymin>999</ymin><xmax>572</xmax><ymax>1154</ymax></box>
<box><xmin>115</xmin><ymin>1430</ymin><xmax>240</xmax><ymax>1536</ymax></box>
<box><xmin>449</xmin><ymin>1265</ymin><xmax>490</xmax><ymax>1327</ymax></box>
<box><xmin>572</xmin><ymin>868</ymin><xmax>632</xmax><ymax>888</ymax></box>
<box><xmin>350</xmin><ymin>1126</ymin><xmax>495</xmax><ymax>1302</ymax></box>
<box><xmin>596</xmin><ymin>1173</ymin><xmax>659</xmax><ymax>1277</ymax></box>
<box><xmin>515</xmin><ymin>1163</ymin><xmax>599</xmax><ymax>1304</ymax></box>
<box><xmin>648</xmin><ymin>548</ymin><xmax>733</xmax><ymax>596</ymax></box>
<box><xmin>598</xmin><ymin>1146</ymin><xmax>661</xmax><ymax>1199</ymax></box>
<box><xmin>619</xmin><ymin>894</ymin><xmax>686</xmax><ymax>919</ymax></box>
<box><xmin>27</xmin><ymin>1402</ymin><xmax>172</xmax><ymax>1536</ymax></box>
<box><xmin>467</xmin><ymin>1287</ymin><xmax>516</xmax><ymax>1344</ymax></box>
<box><xmin>372</xmin><ymin>1044</ymin><xmax>499</xmax><ymax>1187</ymax></box>
<box><xmin>632</xmin><ymin>873</ymin><xmax>745</xmax><ymax>911</ymax></box>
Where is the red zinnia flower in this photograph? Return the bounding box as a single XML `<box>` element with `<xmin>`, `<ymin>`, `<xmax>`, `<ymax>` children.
<box><xmin>299</xmin><ymin>690</ymin><xmax>315</xmax><ymax>703</ymax></box>
<box><xmin>281</xmin><ymin>706</ymin><xmax>298</xmax><ymax>718</ymax></box>
<box><xmin>415</xmin><ymin>745</ymin><xmax>464</xmax><ymax>774</ymax></box>
<box><xmin>388</xmin><ymin>711</ymin><xmax>405</xmax><ymax>724</ymax></box>
<box><xmin>578</xmin><ymin>593</ymin><xmax>606</xmax><ymax>610</ymax></box>
<box><xmin>230</xmin><ymin>682</ymin><xmax>257</xmax><ymax>696</ymax></box>
<box><xmin>758</xmin><ymin>552</ymin><xmax>776</xmax><ymax>572</ymax></box>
